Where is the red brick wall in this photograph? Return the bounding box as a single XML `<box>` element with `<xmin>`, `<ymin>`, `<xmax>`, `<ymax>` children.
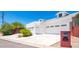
<box><xmin>71</xmin><ymin>26</ymin><xmax>79</xmax><ymax>37</ymax></box>
<box><xmin>61</xmin><ymin>31</ymin><xmax>72</xmax><ymax>47</ymax></box>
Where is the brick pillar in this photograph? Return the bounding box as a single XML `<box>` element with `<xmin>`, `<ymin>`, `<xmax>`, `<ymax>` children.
<box><xmin>61</xmin><ymin>31</ymin><xmax>72</xmax><ymax>48</ymax></box>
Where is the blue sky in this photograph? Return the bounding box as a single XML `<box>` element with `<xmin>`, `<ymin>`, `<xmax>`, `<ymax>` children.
<box><xmin>0</xmin><ymin>11</ymin><xmax>77</xmax><ymax>25</ymax></box>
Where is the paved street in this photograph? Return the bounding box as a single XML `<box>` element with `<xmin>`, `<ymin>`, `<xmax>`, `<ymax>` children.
<box><xmin>0</xmin><ymin>39</ymin><xmax>36</xmax><ymax>48</ymax></box>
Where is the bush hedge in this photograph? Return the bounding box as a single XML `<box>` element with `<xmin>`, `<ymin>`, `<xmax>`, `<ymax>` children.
<box><xmin>0</xmin><ymin>22</ymin><xmax>32</xmax><ymax>37</ymax></box>
<box><xmin>0</xmin><ymin>22</ymin><xmax>13</xmax><ymax>35</ymax></box>
<box><xmin>20</xmin><ymin>28</ymin><xmax>32</xmax><ymax>37</ymax></box>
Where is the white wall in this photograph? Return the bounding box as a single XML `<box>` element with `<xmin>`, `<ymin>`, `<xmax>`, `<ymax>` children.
<box><xmin>27</xmin><ymin>12</ymin><xmax>79</xmax><ymax>35</ymax></box>
<box><xmin>35</xmin><ymin>15</ymin><xmax>73</xmax><ymax>35</ymax></box>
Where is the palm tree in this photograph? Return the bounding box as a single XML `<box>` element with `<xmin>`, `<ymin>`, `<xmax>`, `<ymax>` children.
<box><xmin>0</xmin><ymin>12</ymin><xmax>5</xmax><ymax>26</ymax></box>
<box><xmin>2</xmin><ymin>12</ymin><xmax>5</xmax><ymax>25</ymax></box>
<box><xmin>12</xmin><ymin>22</ymin><xmax>25</xmax><ymax>34</ymax></box>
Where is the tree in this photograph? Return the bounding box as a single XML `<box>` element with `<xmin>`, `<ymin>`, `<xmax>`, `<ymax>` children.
<box><xmin>0</xmin><ymin>21</ymin><xmax>32</xmax><ymax>37</ymax></box>
<box><xmin>0</xmin><ymin>22</ymin><xmax>13</xmax><ymax>35</ymax></box>
<box><xmin>11</xmin><ymin>22</ymin><xmax>25</xmax><ymax>34</ymax></box>
<box><xmin>12</xmin><ymin>22</ymin><xmax>25</xmax><ymax>29</ymax></box>
<box><xmin>73</xmin><ymin>13</ymin><xmax>79</xmax><ymax>26</ymax></box>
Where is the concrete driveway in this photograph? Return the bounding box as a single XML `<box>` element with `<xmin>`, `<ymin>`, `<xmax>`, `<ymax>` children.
<box><xmin>0</xmin><ymin>34</ymin><xmax>60</xmax><ymax>48</ymax></box>
<box><xmin>0</xmin><ymin>39</ymin><xmax>36</xmax><ymax>48</ymax></box>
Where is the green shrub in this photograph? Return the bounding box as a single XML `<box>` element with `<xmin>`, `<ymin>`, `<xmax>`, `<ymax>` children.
<box><xmin>20</xmin><ymin>29</ymin><xmax>32</xmax><ymax>37</ymax></box>
<box><xmin>0</xmin><ymin>22</ymin><xmax>13</xmax><ymax>35</ymax></box>
<box><xmin>2</xmin><ymin>29</ymin><xmax>12</xmax><ymax>35</ymax></box>
<box><xmin>0</xmin><ymin>22</ymin><xmax>32</xmax><ymax>36</ymax></box>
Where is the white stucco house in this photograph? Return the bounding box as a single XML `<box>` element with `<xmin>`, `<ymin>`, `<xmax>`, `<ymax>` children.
<box><xmin>26</xmin><ymin>11</ymin><xmax>79</xmax><ymax>35</ymax></box>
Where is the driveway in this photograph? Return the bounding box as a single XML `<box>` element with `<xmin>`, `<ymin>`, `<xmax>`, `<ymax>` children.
<box><xmin>0</xmin><ymin>39</ymin><xmax>36</xmax><ymax>48</ymax></box>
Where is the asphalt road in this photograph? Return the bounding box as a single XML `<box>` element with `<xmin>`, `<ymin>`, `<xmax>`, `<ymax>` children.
<box><xmin>0</xmin><ymin>39</ymin><xmax>36</xmax><ymax>48</ymax></box>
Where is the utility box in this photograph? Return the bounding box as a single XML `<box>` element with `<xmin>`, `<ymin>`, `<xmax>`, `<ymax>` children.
<box><xmin>61</xmin><ymin>31</ymin><xmax>72</xmax><ymax>48</ymax></box>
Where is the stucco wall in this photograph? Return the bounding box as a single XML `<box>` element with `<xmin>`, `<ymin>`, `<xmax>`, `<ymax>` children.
<box><xmin>27</xmin><ymin>12</ymin><xmax>79</xmax><ymax>35</ymax></box>
<box><xmin>35</xmin><ymin>16</ymin><xmax>72</xmax><ymax>35</ymax></box>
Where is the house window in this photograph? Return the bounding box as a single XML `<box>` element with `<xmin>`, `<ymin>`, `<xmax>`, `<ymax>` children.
<box><xmin>46</xmin><ymin>26</ymin><xmax>49</xmax><ymax>28</ymax></box>
<box><xmin>55</xmin><ymin>25</ymin><xmax>59</xmax><ymax>27</ymax></box>
<box><xmin>61</xmin><ymin>24</ymin><xmax>67</xmax><ymax>26</ymax></box>
<box><xmin>59</xmin><ymin>13</ymin><xmax>62</xmax><ymax>17</ymax></box>
<box><xmin>65</xmin><ymin>13</ymin><xmax>69</xmax><ymax>16</ymax></box>
<box><xmin>50</xmin><ymin>25</ymin><xmax>54</xmax><ymax>27</ymax></box>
